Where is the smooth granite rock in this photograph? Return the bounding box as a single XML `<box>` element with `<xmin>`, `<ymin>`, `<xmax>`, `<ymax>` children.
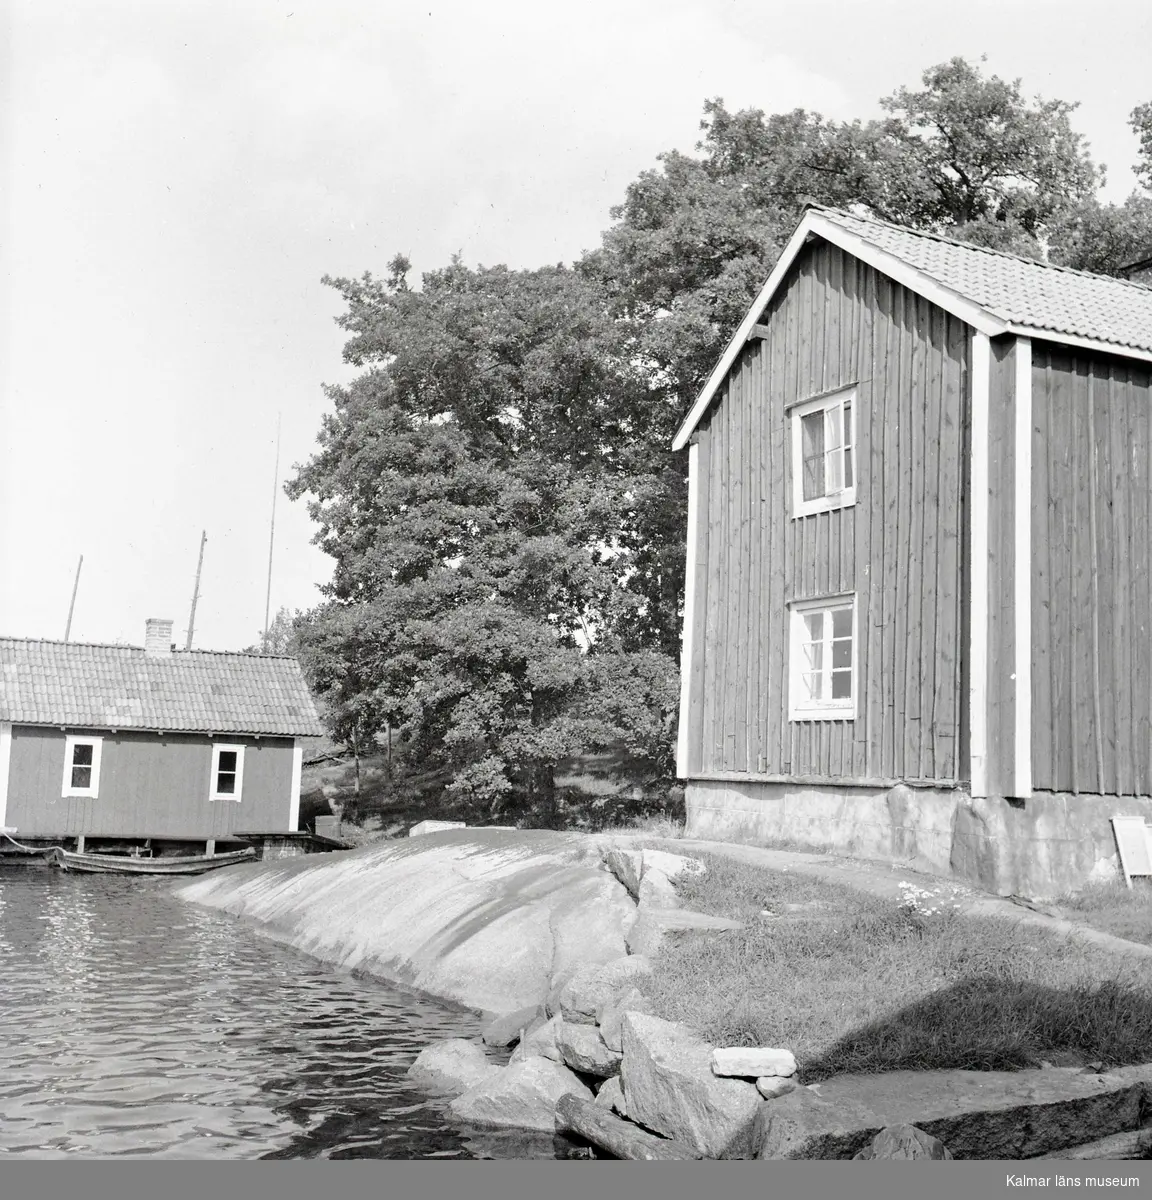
<box><xmin>755</xmin><ymin>1067</ymin><xmax>1151</xmax><ymax>1159</ymax></box>
<box><xmin>177</xmin><ymin>829</ymin><xmax>638</xmax><ymax>1015</ymax></box>
<box><xmin>409</xmin><ymin>820</ymin><xmax>466</xmax><ymax>836</ymax></box>
<box><xmin>406</xmin><ymin>1039</ymin><xmax>500</xmax><ymax>1095</ymax></box>
<box><xmin>448</xmin><ymin>1056</ymin><xmax>593</xmax><ymax>1132</ymax></box>
<box><xmin>620</xmin><ymin>1012</ymin><xmax>761</xmax><ymax>1159</ymax></box>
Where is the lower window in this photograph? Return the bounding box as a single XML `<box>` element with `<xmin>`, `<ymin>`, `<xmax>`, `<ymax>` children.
<box><xmin>789</xmin><ymin>596</ymin><xmax>856</xmax><ymax>720</ymax></box>
<box><xmin>210</xmin><ymin>744</ymin><xmax>246</xmax><ymax>801</ymax></box>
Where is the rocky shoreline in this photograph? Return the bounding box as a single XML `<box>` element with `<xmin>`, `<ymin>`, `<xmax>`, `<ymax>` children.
<box><xmin>177</xmin><ymin>829</ymin><xmax>1152</xmax><ymax>1161</ymax></box>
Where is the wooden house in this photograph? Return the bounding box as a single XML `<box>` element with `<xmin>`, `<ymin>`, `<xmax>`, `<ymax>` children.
<box><xmin>673</xmin><ymin>205</ymin><xmax>1152</xmax><ymax>897</ymax></box>
<box><xmin>0</xmin><ymin>618</ymin><xmax>324</xmax><ymax>854</ymax></box>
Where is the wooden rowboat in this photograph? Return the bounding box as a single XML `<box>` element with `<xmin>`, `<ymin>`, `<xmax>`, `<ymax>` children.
<box><xmin>43</xmin><ymin>845</ymin><xmax>257</xmax><ymax>875</ymax></box>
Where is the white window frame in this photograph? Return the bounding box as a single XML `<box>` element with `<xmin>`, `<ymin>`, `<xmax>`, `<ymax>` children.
<box><xmin>789</xmin><ymin>595</ymin><xmax>857</xmax><ymax>721</ymax></box>
<box><xmin>790</xmin><ymin>385</ymin><xmax>857</xmax><ymax>517</ymax></box>
<box><xmin>210</xmin><ymin>743</ymin><xmax>246</xmax><ymax>802</ymax></box>
<box><xmin>62</xmin><ymin>734</ymin><xmax>103</xmax><ymax>798</ymax></box>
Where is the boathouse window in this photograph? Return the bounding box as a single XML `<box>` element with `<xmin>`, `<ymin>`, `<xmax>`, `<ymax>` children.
<box><xmin>62</xmin><ymin>735</ymin><xmax>103</xmax><ymax>798</ymax></box>
<box><xmin>788</xmin><ymin>596</ymin><xmax>856</xmax><ymax>720</ymax></box>
<box><xmin>790</xmin><ymin>386</ymin><xmax>856</xmax><ymax>517</ymax></box>
<box><xmin>210</xmin><ymin>744</ymin><xmax>245</xmax><ymax>802</ymax></box>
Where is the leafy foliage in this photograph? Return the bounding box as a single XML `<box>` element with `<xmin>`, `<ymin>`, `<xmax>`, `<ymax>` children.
<box><xmin>291</xmin><ymin>58</ymin><xmax>1152</xmax><ymax>819</ymax></box>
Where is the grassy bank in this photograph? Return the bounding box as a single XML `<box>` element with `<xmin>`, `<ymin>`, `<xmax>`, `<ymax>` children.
<box><xmin>1057</xmin><ymin>881</ymin><xmax>1152</xmax><ymax>948</ymax></box>
<box><xmin>642</xmin><ymin>851</ymin><xmax>1152</xmax><ymax>1083</ymax></box>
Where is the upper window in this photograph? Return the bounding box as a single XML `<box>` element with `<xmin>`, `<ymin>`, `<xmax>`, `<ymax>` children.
<box><xmin>789</xmin><ymin>596</ymin><xmax>856</xmax><ymax>721</ymax></box>
<box><xmin>62</xmin><ymin>735</ymin><xmax>103</xmax><ymax>798</ymax></box>
<box><xmin>790</xmin><ymin>386</ymin><xmax>856</xmax><ymax>517</ymax></box>
<box><xmin>210</xmin><ymin>744</ymin><xmax>245</xmax><ymax>802</ymax></box>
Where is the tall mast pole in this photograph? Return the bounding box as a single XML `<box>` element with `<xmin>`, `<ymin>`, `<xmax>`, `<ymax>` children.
<box><xmin>64</xmin><ymin>555</ymin><xmax>83</xmax><ymax>642</ymax></box>
<box><xmin>185</xmin><ymin>530</ymin><xmax>207</xmax><ymax>650</ymax></box>
<box><xmin>263</xmin><ymin>414</ymin><xmax>281</xmax><ymax>652</ymax></box>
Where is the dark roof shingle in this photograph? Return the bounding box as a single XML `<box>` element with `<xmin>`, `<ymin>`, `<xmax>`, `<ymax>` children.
<box><xmin>0</xmin><ymin>638</ymin><xmax>325</xmax><ymax>737</ymax></box>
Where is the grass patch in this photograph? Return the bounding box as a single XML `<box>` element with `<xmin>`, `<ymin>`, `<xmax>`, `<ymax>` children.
<box><xmin>1057</xmin><ymin>880</ymin><xmax>1152</xmax><ymax>948</ymax></box>
<box><xmin>643</xmin><ymin>851</ymin><xmax>1152</xmax><ymax>1082</ymax></box>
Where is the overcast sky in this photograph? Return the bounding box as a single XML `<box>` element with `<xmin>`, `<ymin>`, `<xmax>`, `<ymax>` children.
<box><xmin>2</xmin><ymin>0</ymin><xmax>1149</xmax><ymax>652</ymax></box>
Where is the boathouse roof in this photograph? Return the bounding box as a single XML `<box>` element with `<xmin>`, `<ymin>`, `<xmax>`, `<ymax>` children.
<box><xmin>0</xmin><ymin>637</ymin><xmax>325</xmax><ymax>737</ymax></box>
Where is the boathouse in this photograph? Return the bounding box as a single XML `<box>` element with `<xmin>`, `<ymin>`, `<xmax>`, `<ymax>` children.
<box><xmin>673</xmin><ymin>205</ymin><xmax>1152</xmax><ymax>897</ymax></box>
<box><xmin>0</xmin><ymin>619</ymin><xmax>325</xmax><ymax>853</ymax></box>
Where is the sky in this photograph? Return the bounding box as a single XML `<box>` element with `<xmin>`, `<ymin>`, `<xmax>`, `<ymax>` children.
<box><xmin>2</xmin><ymin>0</ymin><xmax>1149</xmax><ymax>652</ymax></box>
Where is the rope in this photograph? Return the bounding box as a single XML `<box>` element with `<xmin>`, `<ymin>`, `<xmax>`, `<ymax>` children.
<box><xmin>1</xmin><ymin>831</ymin><xmax>47</xmax><ymax>855</ymax></box>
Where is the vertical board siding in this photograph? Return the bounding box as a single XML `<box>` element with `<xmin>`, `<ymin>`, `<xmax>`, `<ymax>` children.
<box><xmin>1032</xmin><ymin>348</ymin><xmax>1152</xmax><ymax>795</ymax></box>
<box><xmin>691</xmin><ymin>241</ymin><xmax>966</xmax><ymax>781</ymax></box>
<box><xmin>6</xmin><ymin>727</ymin><xmax>295</xmax><ymax>837</ymax></box>
<box><xmin>984</xmin><ymin>339</ymin><xmax>1017</xmax><ymax>797</ymax></box>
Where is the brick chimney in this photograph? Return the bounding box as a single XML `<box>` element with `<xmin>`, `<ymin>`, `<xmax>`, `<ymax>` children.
<box><xmin>144</xmin><ymin>618</ymin><xmax>174</xmax><ymax>657</ymax></box>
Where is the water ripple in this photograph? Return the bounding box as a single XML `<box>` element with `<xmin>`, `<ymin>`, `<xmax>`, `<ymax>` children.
<box><xmin>0</xmin><ymin>869</ymin><xmax>550</xmax><ymax>1159</ymax></box>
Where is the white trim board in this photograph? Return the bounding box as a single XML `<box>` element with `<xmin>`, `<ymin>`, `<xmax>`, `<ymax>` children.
<box><xmin>969</xmin><ymin>332</ymin><xmax>991</xmax><ymax>798</ymax></box>
<box><xmin>675</xmin><ymin>442</ymin><xmax>700</xmax><ymax>778</ymax></box>
<box><xmin>1013</xmin><ymin>336</ymin><xmax>1033</xmax><ymax>798</ymax></box>
<box><xmin>671</xmin><ymin>209</ymin><xmax>1152</xmax><ymax>451</ymax></box>
<box><xmin>289</xmin><ymin>741</ymin><xmax>304</xmax><ymax>831</ymax></box>
<box><xmin>0</xmin><ymin>722</ymin><xmax>11</xmax><ymax>830</ymax></box>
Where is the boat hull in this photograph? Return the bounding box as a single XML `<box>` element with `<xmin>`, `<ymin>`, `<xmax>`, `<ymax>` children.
<box><xmin>44</xmin><ymin>846</ymin><xmax>257</xmax><ymax>875</ymax></box>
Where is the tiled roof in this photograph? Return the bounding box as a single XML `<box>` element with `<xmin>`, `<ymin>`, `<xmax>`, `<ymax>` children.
<box><xmin>815</xmin><ymin>206</ymin><xmax>1152</xmax><ymax>356</ymax></box>
<box><xmin>0</xmin><ymin>638</ymin><xmax>325</xmax><ymax>737</ymax></box>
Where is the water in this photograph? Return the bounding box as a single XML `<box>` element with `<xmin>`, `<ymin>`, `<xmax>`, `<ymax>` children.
<box><xmin>0</xmin><ymin>867</ymin><xmax>561</xmax><ymax>1160</ymax></box>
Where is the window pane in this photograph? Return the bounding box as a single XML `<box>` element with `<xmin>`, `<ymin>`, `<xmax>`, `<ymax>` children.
<box><xmin>218</xmin><ymin>751</ymin><xmax>238</xmax><ymax>773</ymax></box>
<box><xmin>801</xmin><ymin>637</ymin><xmax>823</xmax><ymax>672</ymax></box>
<box><xmin>824</xmin><ymin>404</ymin><xmax>843</xmax><ymax>452</ymax></box>
<box><xmin>801</xmin><ymin>411</ymin><xmax>825</xmax><ymax>501</ymax></box>
<box><xmin>804</xmin><ymin>613</ymin><xmax>823</xmax><ymax>641</ymax></box>
<box><xmin>844</xmin><ymin>445</ymin><xmax>853</xmax><ymax>490</ymax></box>
<box><xmin>833</xmin><ymin>637</ymin><xmax>852</xmax><ymax>669</ymax></box>
<box><xmin>831</xmin><ymin>668</ymin><xmax>852</xmax><ymax>700</ymax></box>
<box><xmin>71</xmin><ymin>765</ymin><xmax>92</xmax><ymax>789</ymax></box>
<box><xmin>72</xmin><ymin>744</ymin><xmax>93</xmax><ymax>767</ymax></box>
<box><xmin>831</xmin><ymin>608</ymin><xmax>852</xmax><ymax>639</ymax></box>
<box><xmin>217</xmin><ymin>771</ymin><xmax>236</xmax><ymax>795</ymax></box>
<box><xmin>803</xmin><ymin>672</ymin><xmax>823</xmax><ymax>701</ymax></box>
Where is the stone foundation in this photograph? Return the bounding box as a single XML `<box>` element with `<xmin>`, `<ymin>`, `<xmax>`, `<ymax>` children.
<box><xmin>685</xmin><ymin>779</ymin><xmax>1152</xmax><ymax>898</ymax></box>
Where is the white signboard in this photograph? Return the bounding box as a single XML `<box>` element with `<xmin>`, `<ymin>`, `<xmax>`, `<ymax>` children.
<box><xmin>1111</xmin><ymin>816</ymin><xmax>1152</xmax><ymax>888</ymax></box>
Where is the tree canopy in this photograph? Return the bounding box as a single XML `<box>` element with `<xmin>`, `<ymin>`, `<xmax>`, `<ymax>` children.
<box><xmin>289</xmin><ymin>57</ymin><xmax>1152</xmax><ymax>819</ymax></box>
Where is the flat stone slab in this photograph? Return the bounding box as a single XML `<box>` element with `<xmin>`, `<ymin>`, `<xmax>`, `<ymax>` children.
<box><xmin>626</xmin><ymin>907</ymin><xmax>744</xmax><ymax>956</ymax></box>
<box><xmin>713</xmin><ymin>1047</ymin><xmax>797</xmax><ymax>1079</ymax></box>
<box><xmin>755</xmin><ymin>1066</ymin><xmax>1152</xmax><ymax>1160</ymax></box>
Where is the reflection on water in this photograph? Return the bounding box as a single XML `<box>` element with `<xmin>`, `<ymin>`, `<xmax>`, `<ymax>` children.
<box><xmin>0</xmin><ymin>868</ymin><xmax>559</xmax><ymax>1159</ymax></box>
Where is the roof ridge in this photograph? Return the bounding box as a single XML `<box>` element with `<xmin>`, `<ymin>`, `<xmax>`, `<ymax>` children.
<box><xmin>809</xmin><ymin>203</ymin><xmax>1152</xmax><ymax>295</ymax></box>
<box><xmin>0</xmin><ymin>635</ymin><xmax>298</xmax><ymax>660</ymax></box>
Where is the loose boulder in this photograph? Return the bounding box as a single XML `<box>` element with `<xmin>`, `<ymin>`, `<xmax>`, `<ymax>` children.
<box><xmin>595</xmin><ymin>1076</ymin><xmax>628</xmax><ymax>1117</ymax></box>
<box><xmin>620</xmin><ymin>1012</ymin><xmax>761</xmax><ymax>1159</ymax></box>
<box><xmin>638</xmin><ymin>869</ymin><xmax>680</xmax><ymax>910</ymax></box>
<box><xmin>482</xmin><ymin>1005</ymin><xmax>542</xmax><ymax>1048</ymax></box>
<box><xmin>712</xmin><ymin>1047</ymin><xmax>797</xmax><ymax>1079</ymax></box>
<box><xmin>854</xmin><ymin>1125</ymin><xmax>953</xmax><ymax>1160</ymax></box>
<box><xmin>603</xmin><ymin>849</ymin><xmax>645</xmax><ymax>899</ymax></box>
<box><xmin>554</xmin><ymin>1020</ymin><xmax>622</xmax><ymax>1078</ymax></box>
<box><xmin>509</xmin><ymin>1014</ymin><xmax>563</xmax><ymax>1065</ymax></box>
<box><xmin>757</xmin><ymin>1076</ymin><xmax>797</xmax><ymax>1100</ymax></box>
<box><xmin>406</xmin><ymin>1039</ymin><xmax>500</xmax><ymax>1095</ymax></box>
<box><xmin>598</xmin><ymin>987</ymin><xmax>653</xmax><ymax>1053</ymax></box>
<box><xmin>409</xmin><ymin>820</ymin><xmax>466</xmax><ymax>836</ymax></box>
<box><xmin>556</xmin><ymin>955</ymin><xmax>653</xmax><ymax>1024</ymax></box>
<box><xmin>448</xmin><ymin>1056</ymin><xmax>593</xmax><ymax>1132</ymax></box>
